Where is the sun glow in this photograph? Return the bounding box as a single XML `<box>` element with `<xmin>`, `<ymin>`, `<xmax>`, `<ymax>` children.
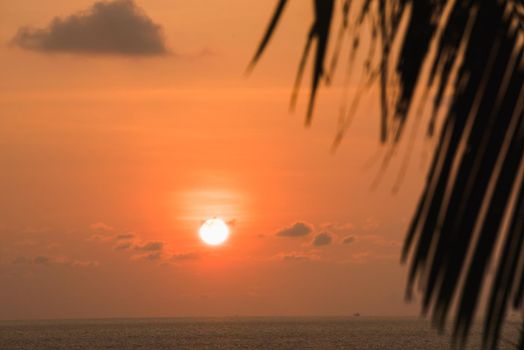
<box><xmin>199</xmin><ymin>218</ymin><xmax>230</xmax><ymax>246</ymax></box>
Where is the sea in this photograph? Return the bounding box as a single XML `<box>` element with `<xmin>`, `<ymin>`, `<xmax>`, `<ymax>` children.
<box><xmin>0</xmin><ymin>317</ymin><xmax>520</xmax><ymax>349</ymax></box>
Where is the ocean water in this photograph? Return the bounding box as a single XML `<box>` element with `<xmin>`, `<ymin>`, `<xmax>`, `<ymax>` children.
<box><xmin>0</xmin><ymin>317</ymin><xmax>520</xmax><ymax>350</ymax></box>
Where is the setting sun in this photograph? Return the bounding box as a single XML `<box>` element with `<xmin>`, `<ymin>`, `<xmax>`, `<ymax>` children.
<box><xmin>199</xmin><ymin>218</ymin><xmax>230</xmax><ymax>246</ymax></box>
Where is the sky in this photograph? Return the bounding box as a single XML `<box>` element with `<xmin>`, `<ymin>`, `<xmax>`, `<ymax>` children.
<box><xmin>0</xmin><ymin>0</ymin><xmax>433</xmax><ymax>319</ymax></box>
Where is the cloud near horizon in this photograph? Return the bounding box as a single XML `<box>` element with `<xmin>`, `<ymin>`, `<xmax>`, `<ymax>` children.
<box><xmin>280</xmin><ymin>252</ymin><xmax>318</xmax><ymax>262</ymax></box>
<box><xmin>275</xmin><ymin>222</ymin><xmax>313</xmax><ymax>237</ymax></box>
<box><xmin>14</xmin><ymin>255</ymin><xmax>99</xmax><ymax>268</ymax></box>
<box><xmin>11</xmin><ymin>0</ymin><xmax>168</xmax><ymax>56</ymax></box>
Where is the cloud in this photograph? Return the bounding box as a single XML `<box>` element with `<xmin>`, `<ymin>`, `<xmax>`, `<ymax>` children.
<box><xmin>87</xmin><ymin>234</ymin><xmax>112</xmax><ymax>242</ymax></box>
<box><xmin>342</xmin><ymin>236</ymin><xmax>356</xmax><ymax>244</ymax></box>
<box><xmin>11</xmin><ymin>0</ymin><xmax>168</xmax><ymax>56</ymax></box>
<box><xmin>132</xmin><ymin>251</ymin><xmax>162</xmax><ymax>261</ymax></box>
<box><xmin>320</xmin><ymin>222</ymin><xmax>355</xmax><ymax>232</ymax></box>
<box><xmin>87</xmin><ymin>222</ymin><xmax>115</xmax><ymax>242</ymax></box>
<box><xmin>89</xmin><ymin>222</ymin><xmax>114</xmax><ymax>232</ymax></box>
<box><xmin>362</xmin><ymin>217</ymin><xmax>380</xmax><ymax>231</ymax></box>
<box><xmin>69</xmin><ymin>260</ymin><xmax>100</xmax><ymax>268</ymax></box>
<box><xmin>85</xmin><ymin>225</ymin><xmax>170</xmax><ymax>264</ymax></box>
<box><xmin>171</xmin><ymin>252</ymin><xmax>200</xmax><ymax>262</ymax></box>
<box><xmin>135</xmin><ymin>241</ymin><xmax>163</xmax><ymax>252</ymax></box>
<box><xmin>113</xmin><ymin>241</ymin><xmax>133</xmax><ymax>251</ymax></box>
<box><xmin>312</xmin><ymin>232</ymin><xmax>332</xmax><ymax>247</ymax></box>
<box><xmin>275</xmin><ymin>222</ymin><xmax>313</xmax><ymax>237</ymax></box>
<box><xmin>143</xmin><ymin>251</ymin><xmax>162</xmax><ymax>261</ymax></box>
<box><xmin>16</xmin><ymin>255</ymin><xmax>99</xmax><ymax>268</ymax></box>
<box><xmin>280</xmin><ymin>252</ymin><xmax>318</xmax><ymax>262</ymax></box>
<box><xmin>89</xmin><ymin>230</ymin><xmax>136</xmax><ymax>245</ymax></box>
<box><xmin>34</xmin><ymin>255</ymin><xmax>51</xmax><ymax>265</ymax></box>
<box><xmin>115</xmin><ymin>233</ymin><xmax>135</xmax><ymax>240</ymax></box>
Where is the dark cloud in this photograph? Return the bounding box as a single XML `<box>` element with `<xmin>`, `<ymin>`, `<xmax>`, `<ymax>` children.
<box><xmin>135</xmin><ymin>241</ymin><xmax>163</xmax><ymax>252</ymax></box>
<box><xmin>312</xmin><ymin>232</ymin><xmax>332</xmax><ymax>247</ymax></box>
<box><xmin>342</xmin><ymin>236</ymin><xmax>356</xmax><ymax>244</ymax></box>
<box><xmin>275</xmin><ymin>222</ymin><xmax>313</xmax><ymax>237</ymax></box>
<box><xmin>11</xmin><ymin>0</ymin><xmax>168</xmax><ymax>56</ymax></box>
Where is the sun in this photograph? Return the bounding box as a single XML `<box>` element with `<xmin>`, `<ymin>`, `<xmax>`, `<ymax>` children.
<box><xmin>199</xmin><ymin>218</ymin><xmax>230</xmax><ymax>246</ymax></box>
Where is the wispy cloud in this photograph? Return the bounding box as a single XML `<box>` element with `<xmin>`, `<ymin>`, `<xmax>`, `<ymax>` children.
<box><xmin>134</xmin><ymin>241</ymin><xmax>164</xmax><ymax>252</ymax></box>
<box><xmin>132</xmin><ymin>251</ymin><xmax>162</xmax><ymax>262</ymax></box>
<box><xmin>172</xmin><ymin>252</ymin><xmax>200</xmax><ymax>262</ymax></box>
<box><xmin>113</xmin><ymin>241</ymin><xmax>133</xmax><ymax>251</ymax></box>
<box><xmin>114</xmin><ymin>233</ymin><xmax>135</xmax><ymax>241</ymax></box>
<box><xmin>14</xmin><ymin>255</ymin><xmax>99</xmax><ymax>268</ymax></box>
<box><xmin>89</xmin><ymin>222</ymin><xmax>114</xmax><ymax>232</ymax></box>
<box><xmin>87</xmin><ymin>234</ymin><xmax>112</xmax><ymax>242</ymax></box>
<box><xmin>279</xmin><ymin>251</ymin><xmax>319</xmax><ymax>262</ymax></box>
<box><xmin>86</xmin><ymin>224</ymin><xmax>171</xmax><ymax>264</ymax></box>
<box><xmin>320</xmin><ymin>222</ymin><xmax>355</xmax><ymax>232</ymax></box>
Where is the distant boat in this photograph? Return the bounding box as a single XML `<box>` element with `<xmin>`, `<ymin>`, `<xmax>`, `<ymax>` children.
<box><xmin>353</xmin><ymin>313</ymin><xmax>360</xmax><ymax>317</ymax></box>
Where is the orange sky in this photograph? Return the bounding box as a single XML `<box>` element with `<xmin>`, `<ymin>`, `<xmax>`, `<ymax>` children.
<box><xmin>0</xmin><ymin>0</ymin><xmax>432</xmax><ymax>319</ymax></box>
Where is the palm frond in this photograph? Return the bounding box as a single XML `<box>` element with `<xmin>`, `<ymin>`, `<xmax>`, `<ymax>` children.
<box><xmin>246</xmin><ymin>0</ymin><xmax>289</xmax><ymax>72</ymax></box>
<box><xmin>249</xmin><ymin>0</ymin><xmax>524</xmax><ymax>348</ymax></box>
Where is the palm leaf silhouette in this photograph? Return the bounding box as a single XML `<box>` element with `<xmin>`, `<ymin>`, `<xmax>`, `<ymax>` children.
<box><xmin>249</xmin><ymin>0</ymin><xmax>524</xmax><ymax>348</ymax></box>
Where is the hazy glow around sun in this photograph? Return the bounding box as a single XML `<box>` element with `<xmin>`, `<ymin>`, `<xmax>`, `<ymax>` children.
<box><xmin>199</xmin><ymin>218</ymin><xmax>229</xmax><ymax>246</ymax></box>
